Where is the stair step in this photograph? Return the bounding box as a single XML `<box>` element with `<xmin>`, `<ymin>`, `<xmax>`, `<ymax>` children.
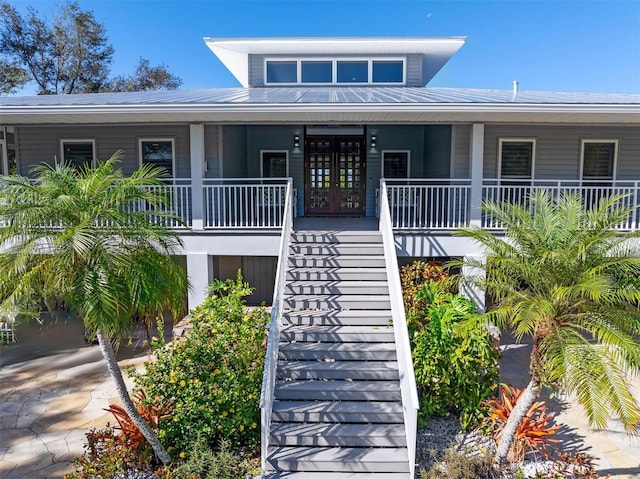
<box><xmin>272</xmin><ymin>400</ymin><xmax>403</xmax><ymax>423</ymax></box>
<box><xmin>270</xmin><ymin>423</ymin><xmax>407</xmax><ymax>447</ymax></box>
<box><xmin>275</xmin><ymin>380</ymin><xmax>401</xmax><ymax>401</ymax></box>
<box><xmin>289</xmin><ymin>256</ymin><xmax>386</xmax><ymax>268</ymax></box>
<box><xmin>282</xmin><ymin>310</ymin><xmax>392</xmax><ymax>326</ymax></box>
<box><xmin>285</xmin><ymin>295</ymin><xmax>391</xmax><ymax>310</ymax></box>
<box><xmin>280</xmin><ymin>326</ymin><xmax>394</xmax><ymax>343</ymax></box>
<box><xmin>287</xmin><ymin>267</ymin><xmax>388</xmax><ymax>281</ymax></box>
<box><xmin>279</xmin><ymin>342</ymin><xmax>397</xmax><ymax>361</ymax></box>
<box><xmin>291</xmin><ymin>232</ymin><xmax>382</xmax><ymax>244</ymax></box>
<box><xmin>290</xmin><ymin>244</ymin><xmax>384</xmax><ymax>255</ymax></box>
<box><xmin>267</xmin><ymin>447</ymin><xmax>410</xmax><ymax>473</ymax></box>
<box><xmin>277</xmin><ymin>361</ymin><xmax>399</xmax><ymax>380</ymax></box>
<box><xmin>285</xmin><ymin>281</ymin><xmax>389</xmax><ymax>295</ymax></box>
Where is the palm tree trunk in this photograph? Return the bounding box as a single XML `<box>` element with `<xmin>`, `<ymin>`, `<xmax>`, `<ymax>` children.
<box><xmin>494</xmin><ymin>379</ymin><xmax>540</xmax><ymax>465</ymax></box>
<box><xmin>96</xmin><ymin>328</ymin><xmax>172</xmax><ymax>465</ymax></box>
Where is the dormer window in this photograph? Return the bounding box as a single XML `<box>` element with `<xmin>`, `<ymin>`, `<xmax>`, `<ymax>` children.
<box><xmin>265</xmin><ymin>58</ymin><xmax>406</xmax><ymax>85</ymax></box>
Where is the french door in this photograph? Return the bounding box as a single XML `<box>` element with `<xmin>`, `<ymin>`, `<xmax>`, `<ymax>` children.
<box><xmin>304</xmin><ymin>135</ymin><xmax>365</xmax><ymax>215</ymax></box>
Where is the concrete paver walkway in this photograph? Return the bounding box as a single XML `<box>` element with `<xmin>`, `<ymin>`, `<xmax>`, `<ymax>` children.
<box><xmin>0</xmin><ymin>313</ymin><xmax>147</xmax><ymax>479</ymax></box>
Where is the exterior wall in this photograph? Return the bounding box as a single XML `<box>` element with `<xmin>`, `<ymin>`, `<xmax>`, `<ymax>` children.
<box><xmin>423</xmin><ymin>125</ymin><xmax>452</xmax><ymax>178</ymax></box>
<box><xmin>451</xmin><ymin>124</ymin><xmax>471</xmax><ymax>178</ymax></box>
<box><xmin>14</xmin><ymin>125</ymin><xmax>191</xmax><ymax>177</ymax></box>
<box><xmin>204</xmin><ymin>125</ymin><xmax>221</xmax><ymax>178</ymax></box>
<box><xmin>483</xmin><ymin>125</ymin><xmax>640</xmax><ymax>180</ymax></box>
<box><xmin>222</xmin><ymin>125</ymin><xmax>248</xmax><ymax>177</ymax></box>
<box><xmin>248</xmin><ymin>54</ymin><xmax>425</xmax><ymax>87</ymax></box>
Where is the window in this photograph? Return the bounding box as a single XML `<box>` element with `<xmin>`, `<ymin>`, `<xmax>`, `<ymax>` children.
<box><xmin>264</xmin><ymin>57</ymin><xmax>406</xmax><ymax>85</ymax></box>
<box><xmin>372</xmin><ymin>61</ymin><xmax>404</xmax><ymax>83</ymax></box>
<box><xmin>382</xmin><ymin>151</ymin><xmax>410</xmax><ymax>178</ymax></box>
<box><xmin>60</xmin><ymin>140</ymin><xmax>95</xmax><ymax>169</ymax></box>
<box><xmin>301</xmin><ymin>61</ymin><xmax>332</xmax><ymax>83</ymax></box>
<box><xmin>266</xmin><ymin>61</ymin><xmax>297</xmax><ymax>84</ymax></box>
<box><xmin>337</xmin><ymin>61</ymin><xmax>368</xmax><ymax>83</ymax></box>
<box><xmin>499</xmin><ymin>139</ymin><xmax>536</xmax><ymax>179</ymax></box>
<box><xmin>581</xmin><ymin>140</ymin><xmax>616</xmax><ymax>180</ymax></box>
<box><xmin>261</xmin><ymin>151</ymin><xmax>288</xmax><ymax>178</ymax></box>
<box><xmin>139</xmin><ymin>139</ymin><xmax>174</xmax><ymax>177</ymax></box>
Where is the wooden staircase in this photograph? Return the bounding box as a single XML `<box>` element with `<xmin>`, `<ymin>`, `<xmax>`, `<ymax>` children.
<box><xmin>265</xmin><ymin>229</ymin><xmax>411</xmax><ymax>478</ymax></box>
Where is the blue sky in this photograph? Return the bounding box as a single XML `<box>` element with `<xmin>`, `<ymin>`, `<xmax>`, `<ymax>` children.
<box><xmin>9</xmin><ymin>0</ymin><xmax>640</xmax><ymax>94</ymax></box>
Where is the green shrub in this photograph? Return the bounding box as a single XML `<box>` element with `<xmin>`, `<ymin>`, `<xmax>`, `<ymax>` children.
<box><xmin>131</xmin><ymin>272</ymin><xmax>269</xmax><ymax>457</ymax></box>
<box><xmin>411</xmin><ymin>281</ymin><xmax>499</xmax><ymax>429</ymax></box>
<box><xmin>400</xmin><ymin>260</ymin><xmax>449</xmax><ymax>326</ymax></box>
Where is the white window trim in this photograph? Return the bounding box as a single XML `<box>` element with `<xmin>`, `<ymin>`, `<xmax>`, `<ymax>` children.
<box><xmin>579</xmin><ymin>139</ymin><xmax>618</xmax><ymax>181</ymax></box>
<box><xmin>497</xmin><ymin>138</ymin><xmax>536</xmax><ymax>180</ymax></box>
<box><xmin>59</xmin><ymin>139</ymin><xmax>96</xmax><ymax>168</ymax></box>
<box><xmin>260</xmin><ymin>150</ymin><xmax>289</xmax><ymax>178</ymax></box>
<box><xmin>264</xmin><ymin>57</ymin><xmax>406</xmax><ymax>86</ymax></box>
<box><xmin>381</xmin><ymin>150</ymin><xmax>411</xmax><ymax>178</ymax></box>
<box><xmin>138</xmin><ymin>138</ymin><xmax>176</xmax><ymax>178</ymax></box>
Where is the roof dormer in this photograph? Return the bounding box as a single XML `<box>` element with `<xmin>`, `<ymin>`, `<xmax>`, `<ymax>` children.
<box><xmin>204</xmin><ymin>37</ymin><xmax>466</xmax><ymax>88</ymax></box>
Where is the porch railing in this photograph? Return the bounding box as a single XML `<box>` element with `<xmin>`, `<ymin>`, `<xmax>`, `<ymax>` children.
<box><xmin>126</xmin><ymin>179</ymin><xmax>192</xmax><ymax>229</ymax></box>
<box><xmin>382</xmin><ymin>179</ymin><xmax>640</xmax><ymax>232</ymax></box>
<box><xmin>481</xmin><ymin>179</ymin><xmax>640</xmax><ymax>230</ymax></box>
<box><xmin>379</xmin><ymin>179</ymin><xmax>419</xmax><ymax>478</ymax></box>
<box><xmin>384</xmin><ymin>179</ymin><xmax>472</xmax><ymax>230</ymax></box>
<box><xmin>203</xmin><ymin>178</ymin><xmax>289</xmax><ymax>229</ymax></box>
<box><xmin>260</xmin><ymin>178</ymin><xmax>294</xmax><ymax>472</ymax></box>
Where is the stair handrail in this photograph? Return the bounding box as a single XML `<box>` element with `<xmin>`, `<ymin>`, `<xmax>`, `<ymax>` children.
<box><xmin>379</xmin><ymin>178</ymin><xmax>420</xmax><ymax>478</ymax></box>
<box><xmin>259</xmin><ymin>177</ymin><xmax>294</xmax><ymax>473</ymax></box>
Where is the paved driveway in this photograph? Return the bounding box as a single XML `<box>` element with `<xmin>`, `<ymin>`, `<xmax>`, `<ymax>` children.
<box><xmin>0</xmin><ymin>313</ymin><xmax>147</xmax><ymax>479</ymax></box>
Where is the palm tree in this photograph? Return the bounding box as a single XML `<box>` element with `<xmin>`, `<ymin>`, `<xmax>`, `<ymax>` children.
<box><xmin>458</xmin><ymin>190</ymin><xmax>640</xmax><ymax>465</ymax></box>
<box><xmin>0</xmin><ymin>152</ymin><xmax>189</xmax><ymax>465</ymax></box>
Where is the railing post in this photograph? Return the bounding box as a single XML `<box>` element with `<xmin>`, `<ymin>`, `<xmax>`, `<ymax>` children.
<box><xmin>469</xmin><ymin>123</ymin><xmax>485</xmax><ymax>227</ymax></box>
<box><xmin>189</xmin><ymin>124</ymin><xmax>205</xmax><ymax>230</ymax></box>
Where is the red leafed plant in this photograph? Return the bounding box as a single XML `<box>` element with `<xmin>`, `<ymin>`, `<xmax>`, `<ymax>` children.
<box><xmin>483</xmin><ymin>384</ymin><xmax>561</xmax><ymax>463</ymax></box>
<box><xmin>104</xmin><ymin>390</ymin><xmax>174</xmax><ymax>452</ymax></box>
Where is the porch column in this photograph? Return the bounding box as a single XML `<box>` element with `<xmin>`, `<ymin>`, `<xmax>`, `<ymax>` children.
<box><xmin>187</xmin><ymin>252</ymin><xmax>209</xmax><ymax>310</ymax></box>
<box><xmin>461</xmin><ymin>253</ymin><xmax>486</xmax><ymax>312</ymax></box>
<box><xmin>190</xmin><ymin>124</ymin><xmax>205</xmax><ymax>230</ymax></box>
<box><xmin>469</xmin><ymin>123</ymin><xmax>485</xmax><ymax>227</ymax></box>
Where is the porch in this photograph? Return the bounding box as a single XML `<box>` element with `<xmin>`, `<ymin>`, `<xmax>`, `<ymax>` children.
<box><xmin>146</xmin><ymin>178</ymin><xmax>640</xmax><ymax>232</ymax></box>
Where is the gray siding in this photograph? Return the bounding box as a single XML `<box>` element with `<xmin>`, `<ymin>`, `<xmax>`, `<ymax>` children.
<box><xmin>222</xmin><ymin>126</ymin><xmax>247</xmax><ymax>177</ymax></box>
<box><xmin>246</xmin><ymin>125</ymin><xmax>303</xmax><ymax>213</ymax></box>
<box><xmin>15</xmin><ymin>125</ymin><xmax>191</xmax><ymax>177</ymax></box>
<box><xmin>452</xmin><ymin>124</ymin><xmax>471</xmax><ymax>178</ymax></box>
<box><xmin>249</xmin><ymin>54</ymin><xmax>424</xmax><ymax>87</ymax></box>
<box><xmin>241</xmin><ymin>256</ymin><xmax>277</xmax><ymax>305</ymax></box>
<box><xmin>423</xmin><ymin>126</ymin><xmax>452</xmax><ymax>178</ymax></box>
<box><xmin>483</xmin><ymin>125</ymin><xmax>640</xmax><ymax>180</ymax></box>
<box><xmin>204</xmin><ymin>125</ymin><xmax>221</xmax><ymax>178</ymax></box>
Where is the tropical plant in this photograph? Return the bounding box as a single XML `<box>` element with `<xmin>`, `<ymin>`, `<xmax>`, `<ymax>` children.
<box><xmin>483</xmin><ymin>384</ymin><xmax>560</xmax><ymax>462</ymax></box>
<box><xmin>457</xmin><ymin>190</ymin><xmax>640</xmax><ymax>465</ymax></box>
<box><xmin>410</xmin><ymin>281</ymin><xmax>500</xmax><ymax>428</ymax></box>
<box><xmin>400</xmin><ymin>260</ymin><xmax>449</xmax><ymax>322</ymax></box>
<box><xmin>0</xmin><ymin>152</ymin><xmax>189</xmax><ymax>464</ymax></box>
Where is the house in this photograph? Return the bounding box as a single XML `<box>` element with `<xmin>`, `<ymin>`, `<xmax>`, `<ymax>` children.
<box><xmin>1</xmin><ymin>37</ymin><xmax>639</xmax><ymax>477</ymax></box>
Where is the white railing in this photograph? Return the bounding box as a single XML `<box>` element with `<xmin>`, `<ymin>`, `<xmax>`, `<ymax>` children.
<box><xmin>125</xmin><ymin>179</ymin><xmax>192</xmax><ymax>229</ymax></box>
<box><xmin>260</xmin><ymin>178</ymin><xmax>293</xmax><ymax>473</ymax></box>
<box><xmin>379</xmin><ymin>179</ymin><xmax>419</xmax><ymax>478</ymax></box>
<box><xmin>203</xmin><ymin>178</ymin><xmax>289</xmax><ymax>229</ymax></box>
<box><xmin>385</xmin><ymin>179</ymin><xmax>472</xmax><ymax>230</ymax></box>
<box><xmin>482</xmin><ymin>179</ymin><xmax>640</xmax><ymax>230</ymax></box>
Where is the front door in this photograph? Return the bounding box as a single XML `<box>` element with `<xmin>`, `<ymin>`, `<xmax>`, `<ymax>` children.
<box><xmin>304</xmin><ymin>135</ymin><xmax>366</xmax><ymax>215</ymax></box>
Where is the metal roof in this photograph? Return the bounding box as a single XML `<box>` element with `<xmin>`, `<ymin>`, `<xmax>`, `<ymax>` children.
<box><xmin>1</xmin><ymin>87</ymin><xmax>639</xmax><ymax>125</ymax></box>
<box><xmin>2</xmin><ymin>86</ymin><xmax>639</xmax><ymax>106</ymax></box>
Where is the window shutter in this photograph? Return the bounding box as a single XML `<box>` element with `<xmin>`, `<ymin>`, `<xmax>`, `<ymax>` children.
<box><xmin>501</xmin><ymin>142</ymin><xmax>533</xmax><ymax>178</ymax></box>
<box><xmin>583</xmin><ymin>143</ymin><xmax>614</xmax><ymax>179</ymax></box>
